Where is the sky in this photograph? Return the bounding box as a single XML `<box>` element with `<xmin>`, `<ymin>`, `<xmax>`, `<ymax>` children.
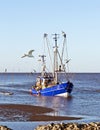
<box><xmin>0</xmin><ymin>0</ymin><xmax>100</xmax><ymax>73</ymax></box>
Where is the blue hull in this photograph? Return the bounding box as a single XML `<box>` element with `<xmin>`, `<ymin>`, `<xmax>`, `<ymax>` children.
<box><xmin>31</xmin><ymin>82</ymin><xmax>73</xmax><ymax>96</ymax></box>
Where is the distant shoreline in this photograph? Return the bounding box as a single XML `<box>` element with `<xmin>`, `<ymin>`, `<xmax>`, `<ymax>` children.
<box><xmin>0</xmin><ymin>72</ymin><xmax>100</xmax><ymax>74</ymax></box>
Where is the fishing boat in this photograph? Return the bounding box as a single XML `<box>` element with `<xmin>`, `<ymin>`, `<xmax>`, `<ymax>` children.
<box><xmin>30</xmin><ymin>32</ymin><xmax>73</xmax><ymax>97</ymax></box>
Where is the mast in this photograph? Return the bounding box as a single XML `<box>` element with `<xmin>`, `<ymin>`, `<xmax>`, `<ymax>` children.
<box><xmin>53</xmin><ymin>33</ymin><xmax>59</xmax><ymax>83</ymax></box>
<box><xmin>39</xmin><ymin>55</ymin><xmax>46</xmax><ymax>76</ymax></box>
<box><xmin>43</xmin><ymin>32</ymin><xmax>70</xmax><ymax>83</ymax></box>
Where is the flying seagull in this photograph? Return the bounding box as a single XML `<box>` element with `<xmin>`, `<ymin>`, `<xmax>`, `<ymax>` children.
<box><xmin>65</xmin><ymin>59</ymin><xmax>71</xmax><ymax>63</ymax></box>
<box><xmin>62</xmin><ymin>31</ymin><xmax>66</xmax><ymax>38</ymax></box>
<box><xmin>21</xmin><ymin>50</ymin><xmax>34</xmax><ymax>58</ymax></box>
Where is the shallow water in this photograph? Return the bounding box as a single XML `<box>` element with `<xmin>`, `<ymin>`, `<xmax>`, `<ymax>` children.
<box><xmin>0</xmin><ymin>73</ymin><xmax>100</xmax><ymax>129</ymax></box>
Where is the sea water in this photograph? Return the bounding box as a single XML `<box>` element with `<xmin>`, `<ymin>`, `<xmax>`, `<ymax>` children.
<box><xmin>0</xmin><ymin>73</ymin><xmax>100</xmax><ymax>130</ymax></box>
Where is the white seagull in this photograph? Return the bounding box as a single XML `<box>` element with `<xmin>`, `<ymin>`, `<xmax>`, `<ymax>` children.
<box><xmin>21</xmin><ymin>50</ymin><xmax>34</xmax><ymax>58</ymax></box>
<box><xmin>62</xmin><ymin>31</ymin><xmax>66</xmax><ymax>38</ymax></box>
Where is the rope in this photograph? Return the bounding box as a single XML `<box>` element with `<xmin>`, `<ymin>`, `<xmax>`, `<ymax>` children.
<box><xmin>43</xmin><ymin>34</ymin><xmax>54</xmax><ymax>74</ymax></box>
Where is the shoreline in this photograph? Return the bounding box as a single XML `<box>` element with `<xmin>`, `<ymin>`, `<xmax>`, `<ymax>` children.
<box><xmin>0</xmin><ymin>104</ymin><xmax>82</xmax><ymax>121</ymax></box>
<box><xmin>35</xmin><ymin>122</ymin><xmax>100</xmax><ymax>130</ymax></box>
<box><xmin>0</xmin><ymin>104</ymin><xmax>100</xmax><ymax>130</ymax></box>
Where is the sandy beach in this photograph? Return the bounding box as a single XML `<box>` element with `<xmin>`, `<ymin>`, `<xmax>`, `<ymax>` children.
<box><xmin>0</xmin><ymin>104</ymin><xmax>82</xmax><ymax>121</ymax></box>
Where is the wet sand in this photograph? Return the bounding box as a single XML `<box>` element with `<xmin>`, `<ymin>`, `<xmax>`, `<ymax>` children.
<box><xmin>0</xmin><ymin>104</ymin><xmax>82</xmax><ymax>121</ymax></box>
